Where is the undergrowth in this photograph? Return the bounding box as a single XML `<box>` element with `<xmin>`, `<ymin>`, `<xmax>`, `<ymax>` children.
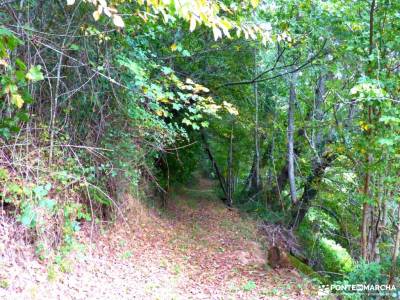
<box><xmin>0</xmin><ymin>127</ymin><xmax>136</xmax><ymax>265</ymax></box>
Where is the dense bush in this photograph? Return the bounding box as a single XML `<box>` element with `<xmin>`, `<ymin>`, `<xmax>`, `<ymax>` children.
<box><xmin>319</xmin><ymin>237</ymin><xmax>353</xmax><ymax>274</ymax></box>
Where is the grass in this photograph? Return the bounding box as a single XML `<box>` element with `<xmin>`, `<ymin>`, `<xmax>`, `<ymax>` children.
<box><xmin>0</xmin><ymin>279</ymin><xmax>9</xmax><ymax>289</ymax></box>
<box><xmin>261</xmin><ymin>287</ymin><xmax>280</xmax><ymax>297</ymax></box>
<box><xmin>59</xmin><ymin>258</ymin><xmax>73</xmax><ymax>273</ymax></box>
<box><xmin>242</xmin><ymin>280</ymin><xmax>257</xmax><ymax>292</ymax></box>
<box><xmin>120</xmin><ymin>250</ymin><xmax>133</xmax><ymax>260</ymax></box>
<box><xmin>190</xmin><ymin>221</ymin><xmax>202</xmax><ymax>238</ymax></box>
<box><xmin>219</xmin><ymin>218</ymin><xmax>255</xmax><ymax>240</ymax></box>
<box><xmin>176</xmin><ymin>196</ymin><xmax>199</xmax><ymax>209</ymax></box>
<box><xmin>159</xmin><ymin>258</ymin><xmax>169</xmax><ymax>269</ymax></box>
<box><xmin>47</xmin><ymin>264</ymin><xmax>57</xmax><ymax>282</ymax></box>
<box><xmin>172</xmin><ymin>263</ymin><xmax>182</xmax><ymax>275</ymax></box>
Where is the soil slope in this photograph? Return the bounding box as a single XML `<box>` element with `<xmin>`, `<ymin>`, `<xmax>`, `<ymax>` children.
<box><xmin>0</xmin><ymin>178</ymin><xmax>319</xmax><ymax>299</ymax></box>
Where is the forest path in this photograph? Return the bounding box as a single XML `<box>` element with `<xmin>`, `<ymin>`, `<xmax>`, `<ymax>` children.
<box><xmin>1</xmin><ymin>177</ymin><xmax>318</xmax><ymax>299</ymax></box>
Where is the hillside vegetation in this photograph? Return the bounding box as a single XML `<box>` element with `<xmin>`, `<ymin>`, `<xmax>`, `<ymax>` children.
<box><xmin>1</xmin><ymin>178</ymin><xmax>318</xmax><ymax>299</ymax></box>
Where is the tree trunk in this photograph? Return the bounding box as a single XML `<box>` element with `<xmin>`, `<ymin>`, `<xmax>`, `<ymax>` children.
<box><xmin>267</xmin><ymin>74</ymin><xmax>327</xmax><ymax>211</ymax></box>
<box><xmin>244</xmin><ymin>152</ymin><xmax>257</xmax><ymax>193</ymax></box>
<box><xmin>243</xmin><ymin>138</ymin><xmax>276</xmax><ymax>202</ymax></box>
<box><xmin>361</xmin><ymin>176</ymin><xmax>370</xmax><ymax>260</ymax></box>
<box><xmin>200</xmin><ymin>129</ymin><xmax>228</xmax><ymax>200</ymax></box>
<box><xmin>388</xmin><ymin>202</ymin><xmax>400</xmax><ymax>286</ymax></box>
<box><xmin>361</xmin><ymin>0</ymin><xmax>376</xmax><ymax>261</ymax></box>
<box><xmin>266</xmin><ymin>128</ymin><xmax>305</xmax><ymax>210</ymax></box>
<box><xmin>313</xmin><ymin>75</ymin><xmax>326</xmax><ymax>155</ymax></box>
<box><xmin>288</xmin><ymin>75</ymin><xmax>298</xmax><ymax>205</ymax></box>
<box><xmin>254</xmin><ymin>49</ymin><xmax>261</xmax><ymax>194</ymax></box>
<box><xmin>289</xmin><ymin>151</ymin><xmax>337</xmax><ymax>229</ymax></box>
<box><xmin>226</xmin><ymin>124</ymin><xmax>234</xmax><ymax>207</ymax></box>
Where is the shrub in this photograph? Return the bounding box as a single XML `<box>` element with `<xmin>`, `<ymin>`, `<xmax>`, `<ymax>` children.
<box><xmin>319</xmin><ymin>237</ymin><xmax>353</xmax><ymax>274</ymax></box>
<box><xmin>345</xmin><ymin>261</ymin><xmax>386</xmax><ymax>286</ymax></box>
<box><xmin>334</xmin><ymin>261</ymin><xmax>388</xmax><ymax>299</ymax></box>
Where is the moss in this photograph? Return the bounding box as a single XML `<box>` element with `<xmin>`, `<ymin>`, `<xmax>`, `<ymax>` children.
<box><xmin>297</xmin><ymin>222</ymin><xmax>354</xmax><ymax>278</ymax></box>
<box><xmin>288</xmin><ymin>255</ymin><xmax>329</xmax><ymax>285</ymax></box>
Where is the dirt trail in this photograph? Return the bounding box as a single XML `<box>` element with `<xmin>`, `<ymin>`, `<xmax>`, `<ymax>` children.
<box><xmin>1</xmin><ymin>178</ymin><xmax>319</xmax><ymax>299</ymax></box>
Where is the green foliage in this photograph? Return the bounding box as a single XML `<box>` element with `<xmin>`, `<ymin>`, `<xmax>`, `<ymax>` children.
<box><xmin>334</xmin><ymin>261</ymin><xmax>388</xmax><ymax>298</ymax></box>
<box><xmin>2</xmin><ymin>182</ymin><xmax>54</xmax><ymax>229</ymax></box>
<box><xmin>160</xmin><ymin>139</ymin><xmax>203</xmax><ymax>187</ymax></box>
<box><xmin>0</xmin><ymin>138</ymin><xmax>95</xmax><ymax>261</ymax></box>
<box><xmin>287</xmin><ymin>255</ymin><xmax>328</xmax><ymax>285</ymax></box>
<box><xmin>0</xmin><ymin>279</ymin><xmax>9</xmax><ymax>289</ymax></box>
<box><xmin>120</xmin><ymin>250</ymin><xmax>133</xmax><ymax>260</ymax></box>
<box><xmin>242</xmin><ymin>280</ymin><xmax>257</xmax><ymax>292</ymax></box>
<box><xmin>69</xmin><ymin>0</ymin><xmax>270</xmax><ymax>42</ymax></box>
<box><xmin>47</xmin><ymin>264</ymin><xmax>58</xmax><ymax>282</ymax></box>
<box><xmin>0</xmin><ymin>28</ymin><xmax>41</xmax><ymax>139</ymax></box>
<box><xmin>238</xmin><ymin>200</ymin><xmax>285</xmax><ymax>223</ymax></box>
<box><xmin>88</xmin><ymin>186</ymin><xmax>112</xmax><ymax>206</ymax></box>
<box><xmin>115</xmin><ymin>39</ymin><xmax>237</xmax><ymax>133</ymax></box>
<box><xmin>319</xmin><ymin>238</ymin><xmax>353</xmax><ymax>274</ymax></box>
<box><xmin>25</xmin><ymin>65</ymin><xmax>44</xmax><ymax>82</ymax></box>
<box><xmin>298</xmin><ymin>221</ymin><xmax>353</xmax><ymax>280</ymax></box>
<box><xmin>344</xmin><ymin>261</ymin><xmax>386</xmax><ymax>286</ymax></box>
<box><xmin>1</xmin><ymin>0</ymin><xmax>400</xmax><ymax>288</ymax></box>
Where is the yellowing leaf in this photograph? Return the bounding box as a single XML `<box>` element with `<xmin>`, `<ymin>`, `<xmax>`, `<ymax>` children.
<box><xmin>223</xmin><ymin>101</ymin><xmax>239</xmax><ymax>115</ymax></box>
<box><xmin>170</xmin><ymin>43</ymin><xmax>177</xmax><ymax>52</ymax></box>
<box><xmin>337</xmin><ymin>146</ymin><xmax>345</xmax><ymax>153</ymax></box>
<box><xmin>0</xmin><ymin>59</ymin><xmax>8</xmax><ymax>67</ymax></box>
<box><xmin>93</xmin><ymin>10</ymin><xmax>101</xmax><ymax>21</ymax></box>
<box><xmin>194</xmin><ymin>84</ymin><xmax>210</xmax><ymax>93</ymax></box>
<box><xmin>212</xmin><ymin>26</ymin><xmax>222</xmax><ymax>41</ymax></box>
<box><xmin>250</xmin><ymin>0</ymin><xmax>260</xmax><ymax>8</ymax></box>
<box><xmin>11</xmin><ymin>94</ymin><xmax>24</xmax><ymax>108</ymax></box>
<box><xmin>26</xmin><ymin>65</ymin><xmax>44</xmax><ymax>82</ymax></box>
<box><xmin>5</xmin><ymin>84</ymin><xmax>18</xmax><ymax>94</ymax></box>
<box><xmin>113</xmin><ymin>15</ymin><xmax>125</xmax><ymax>28</ymax></box>
<box><xmin>155</xmin><ymin>109</ymin><xmax>169</xmax><ymax>117</ymax></box>
<box><xmin>158</xmin><ymin>98</ymin><xmax>170</xmax><ymax>103</ymax></box>
<box><xmin>108</xmin><ymin>7</ymin><xmax>118</xmax><ymax>14</ymax></box>
<box><xmin>220</xmin><ymin>19</ymin><xmax>233</xmax><ymax>33</ymax></box>
<box><xmin>185</xmin><ymin>78</ymin><xmax>195</xmax><ymax>85</ymax></box>
<box><xmin>189</xmin><ymin>15</ymin><xmax>196</xmax><ymax>32</ymax></box>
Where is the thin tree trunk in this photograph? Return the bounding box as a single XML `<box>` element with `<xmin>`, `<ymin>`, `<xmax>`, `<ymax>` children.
<box><xmin>361</xmin><ymin>0</ymin><xmax>376</xmax><ymax>261</ymax></box>
<box><xmin>289</xmin><ymin>151</ymin><xmax>337</xmax><ymax>229</ymax></box>
<box><xmin>361</xmin><ymin>175</ymin><xmax>370</xmax><ymax>260</ymax></box>
<box><xmin>254</xmin><ymin>49</ymin><xmax>261</xmax><ymax>193</ymax></box>
<box><xmin>200</xmin><ymin>129</ymin><xmax>228</xmax><ymax>200</ymax></box>
<box><xmin>243</xmin><ymin>138</ymin><xmax>273</xmax><ymax>198</ymax></box>
<box><xmin>264</xmin><ymin>75</ymin><xmax>326</xmax><ymax>210</ymax></box>
<box><xmin>288</xmin><ymin>75</ymin><xmax>297</xmax><ymax>205</ymax></box>
<box><xmin>314</xmin><ymin>75</ymin><xmax>326</xmax><ymax>155</ymax></box>
<box><xmin>266</xmin><ymin>128</ymin><xmax>305</xmax><ymax>209</ymax></box>
<box><xmin>244</xmin><ymin>153</ymin><xmax>257</xmax><ymax>193</ymax></box>
<box><xmin>267</xmin><ymin>75</ymin><xmax>326</xmax><ymax>210</ymax></box>
<box><xmin>227</xmin><ymin>124</ymin><xmax>234</xmax><ymax>206</ymax></box>
<box><xmin>369</xmin><ymin>174</ymin><xmax>386</xmax><ymax>262</ymax></box>
<box><xmin>388</xmin><ymin>202</ymin><xmax>400</xmax><ymax>286</ymax></box>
